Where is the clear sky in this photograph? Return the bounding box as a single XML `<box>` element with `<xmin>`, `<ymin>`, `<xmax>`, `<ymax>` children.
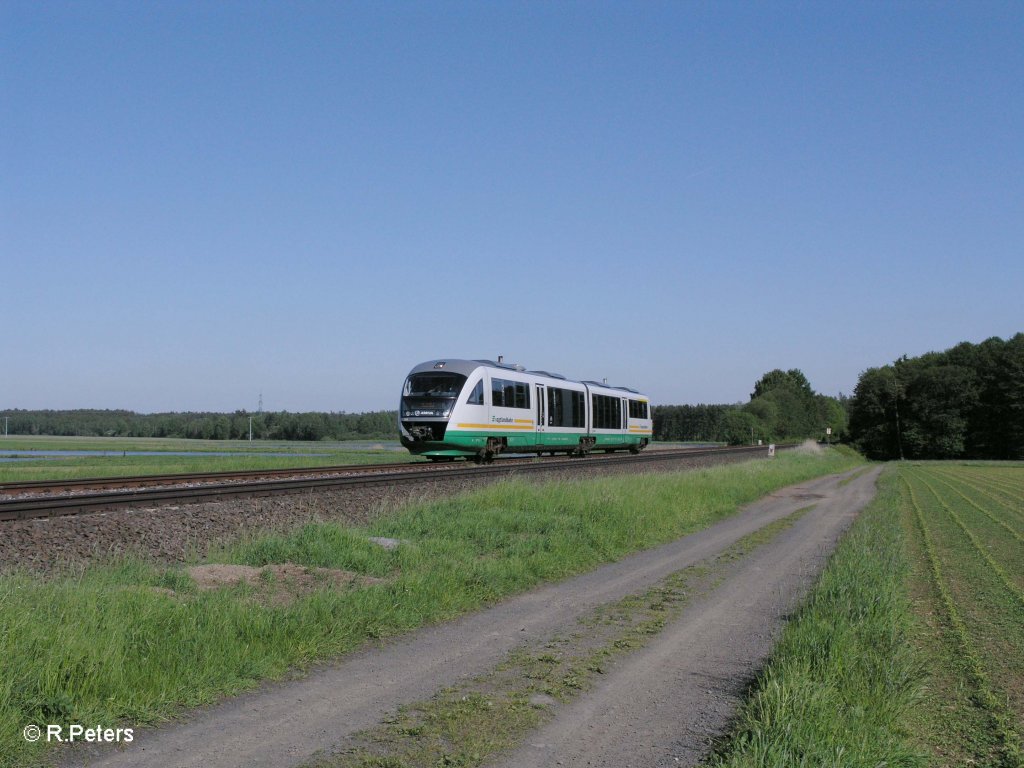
<box><xmin>3</xmin><ymin>1</ymin><xmax>1022</xmax><ymax>413</ymax></box>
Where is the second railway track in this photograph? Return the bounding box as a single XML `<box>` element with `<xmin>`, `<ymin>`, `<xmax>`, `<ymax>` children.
<box><xmin>0</xmin><ymin>446</ymin><xmax>780</xmax><ymax>522</ymax></box>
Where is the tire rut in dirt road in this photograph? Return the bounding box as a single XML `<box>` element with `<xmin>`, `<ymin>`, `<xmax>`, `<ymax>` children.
<box><xmin>63</xmin><ymin>467</ymin><xmax>878</xmax><ymax>768</ymax></box>
<box><xmin>498</xmin><ymin>465</ymin><xmax>883</xmax><ymax>768</ymax></box>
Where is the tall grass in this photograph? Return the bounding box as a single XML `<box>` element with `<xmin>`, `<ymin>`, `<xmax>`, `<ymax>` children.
<box><xmin>705</xmin><ymin>466</ymin><xmax>927</xmax><ymax>768</ymax></box>
<box><xmin>0</xmin><ymin>449</ymin><xmax>861</xmax><ymax>767</ymax></box>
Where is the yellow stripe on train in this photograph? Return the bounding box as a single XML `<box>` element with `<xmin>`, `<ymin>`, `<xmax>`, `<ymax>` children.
<box><xmin>454</xmin><ymin>423</ymin><xmax>536</xmax><ymax>431</ymax></box>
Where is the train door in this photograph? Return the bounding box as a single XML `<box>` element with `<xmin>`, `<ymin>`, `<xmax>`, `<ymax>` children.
<box><xmin>536</xmin><ymin>384</ymin><xmax>546</xmax><ymax>448</ymax></box>
<box><xmin>621</xmin><ymin>398</ymin><xmax>628</xmax><ymax>434</ymax></box>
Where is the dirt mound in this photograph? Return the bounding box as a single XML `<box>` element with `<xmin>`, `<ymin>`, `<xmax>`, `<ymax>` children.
<box><xmin>187</xmin><ymin>563</ymin><xmax>384</xmax><ymax>606</ymax></box>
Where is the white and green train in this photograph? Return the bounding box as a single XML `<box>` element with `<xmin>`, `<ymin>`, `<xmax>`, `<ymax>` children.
<box><xmin>399</xmin><ymin>359</ymin><xmax>653</xmax><ymax>462</ymax></box>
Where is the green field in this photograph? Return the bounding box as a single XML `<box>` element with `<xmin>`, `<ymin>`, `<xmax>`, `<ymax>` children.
<box><xmin>0</xmin><ymin>448</ymin><xmax>861</xmax><ymax>768</ymax></box>
<box><xmin>902</xmin><ymin>464</ymin><xmax>1024</xmax><ymax>766</ymax></box>
<box><xmin>707</xmin><ymin>462</ymin><xmax>1024</xmax><ymax>768</ymax></box>
<box><xmin>0</xmin><ymin>435</ymin><xmax>417</xmax><ymax>484</ymax></box>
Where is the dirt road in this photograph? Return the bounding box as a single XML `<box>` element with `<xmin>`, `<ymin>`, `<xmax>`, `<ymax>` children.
<box><xmin>65</xmin><ymin>466</ymin><xmax>881</xmax><ymax>768</ymax></box>
<box><xmin>500</xmin><ymin>466</ymin><xmax>882</xmax><ymax>767</ymax></box>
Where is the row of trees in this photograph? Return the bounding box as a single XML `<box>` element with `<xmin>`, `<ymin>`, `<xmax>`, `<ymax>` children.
<box><xmin>652</xmin><ymin>369</ymin><xmax>848</xmax><ymax>444</ymax></box>
<box><xmin>0</xmin><ymin>409</ymin><xmax>398</xmax><ymax>442</ymax></box>
<box><xmin>848</xmin><ymin>334</ymin><xmax>1024</xmax><ymax>460</ymax></box>
<box><xmin>7</xmin><ymin>369</ymin><xmax>849</xmax><ymax>446</ymax></box>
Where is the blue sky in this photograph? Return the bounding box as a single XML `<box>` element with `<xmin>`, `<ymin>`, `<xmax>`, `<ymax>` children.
<box><xmin>3</xmin><ymin>1</ymin><xmax>1021</xmax><ymax>413</ymax></box>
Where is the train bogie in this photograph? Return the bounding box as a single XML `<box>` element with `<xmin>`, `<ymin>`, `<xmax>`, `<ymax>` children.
<box><xmin>399</xmin><ymin>360</ymin><xmax>652</xmax><ymax>462</ymax></box>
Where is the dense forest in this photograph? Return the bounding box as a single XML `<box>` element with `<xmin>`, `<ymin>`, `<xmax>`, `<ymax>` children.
<box><xmin>0</xmin><ymin>409</ymin><xmax>397</xmax><ymax>442</ymax></box>
<box><xmin>654</xmin><ymin>369</ymin><xmax>848</xmax><ymax>444</ymax></box>
<box><xmin>848</xmin><ymin>334</ymin><xmax>1024</xmax><ymax>460</ymax></box>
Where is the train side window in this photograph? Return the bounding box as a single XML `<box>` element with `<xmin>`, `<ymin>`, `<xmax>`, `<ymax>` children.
<box><xmin>592</xmin><ymin>394</ymin><xmax>624</xmax><ymax>429</ymax></box>
<box><xmin>627</xmin><ymin>400</ymin><xmax>650</xmax><ymax>419</ymax></box>
<box><xmin>572</xmin><ymin>391</ymin><xmax>585</xmax><ymax>427</ymax></box>
<box><xmin>545</xmin><ymin>387</ymin><xmax>585</xmax><ymax>427</ymax></box>
<box><xmin>515</xmin><ymin>382</ymin><xmax>529</xmax><ymax>409</ymax></box>
<box><xmin>467</xmin><ymin>380</ymin><xmax>484</xmax><ymax>405</ymax></box>
<box><xmin>547</xmin><ymin>388</ymin><xmax>560</xmax><ymax>426</ymax></box>
<box><xmin>492</xmin><ymin>378</ymin><xmax>531</xmax><ymax>410</ymax></box>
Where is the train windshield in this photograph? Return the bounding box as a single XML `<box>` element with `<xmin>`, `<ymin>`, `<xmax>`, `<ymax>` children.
<box><xmin>403</xmin><ymin>373</ymin><xmax>467</xmax><ymax>398</ymax></box>
<box><xmin>401</xmin><ymin>373</ymin><xmax>467</xmax><ymax>418</ymax></box>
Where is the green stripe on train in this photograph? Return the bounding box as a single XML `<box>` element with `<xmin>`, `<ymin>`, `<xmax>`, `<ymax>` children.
<box><xmin>407</xmin><ymin>429</ymin><xmax>646</xmax><ymax>455</ymax></box>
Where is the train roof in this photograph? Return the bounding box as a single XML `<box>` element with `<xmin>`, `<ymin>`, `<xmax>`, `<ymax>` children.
<box><xmin>405</xmin><ymin>359</ymin><xmax>645</xmax><ymax>396</ymax></box>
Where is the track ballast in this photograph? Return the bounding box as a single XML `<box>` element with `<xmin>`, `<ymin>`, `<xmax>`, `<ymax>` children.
<box><xmin>0</xmin><ymin>446</ymin><xmax>780</xmax><ymax>522</ymax></box>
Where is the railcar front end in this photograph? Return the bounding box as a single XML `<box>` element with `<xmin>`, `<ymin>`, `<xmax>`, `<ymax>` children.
<box><xmin>398</xmin><ymin>360</ymin><xmax>482</xmax><ymax>459</ymax></box>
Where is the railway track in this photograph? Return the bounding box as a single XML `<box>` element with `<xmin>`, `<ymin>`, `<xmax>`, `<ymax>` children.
<box><xmin>0</xmin><ymin>445</ymin><xmax>781</xmax><ymax>523</ymax></box>
<box><xmin>0</xmin><ymin>459</ymin><xmax>473</xmax><ymax>496</ymax></box>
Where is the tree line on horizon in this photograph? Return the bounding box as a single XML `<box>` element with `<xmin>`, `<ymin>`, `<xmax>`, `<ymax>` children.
<box><xmin>848</xmin><ymin>333</ymin><xmax>1023</xmax><ymax>460</ymax></box>
<box><xmin>3</xmin><ymin>369</ymin><xmax>850</xmax><ymax>445</ymax></box>
<box><xmin>0</xmin><ymin>409</ymin><xmax>397</xmax><ymax>442</ymax></box>
<box><xmin>9</xmin><ymin>335</ymin><xmax>1018</xmax><ymax>456</ymax></box>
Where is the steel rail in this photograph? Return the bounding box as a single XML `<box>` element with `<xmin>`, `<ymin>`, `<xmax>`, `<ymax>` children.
<box><xmin>0</xmin><ymin>445</ymin><xmax>784</xmax><ymax>523</ymax></box>
<box><xmin>0</xmin><ymin>460</ymin><xmax>437</xmax><ymax>495</ymax></box>
<box><xmin>0</xmin><ymin>446</ymin><xmax>742</xmax><ymax>496</ymax></box>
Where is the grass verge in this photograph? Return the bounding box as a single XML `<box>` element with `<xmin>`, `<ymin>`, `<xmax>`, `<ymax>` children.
<box><xmin>0</xmin><ymin>448</ymin><xmax>862</xmax><ymax>767</ymax></box>
<box><xmin>704</xmin><ymin>465</ymin><xmax>926</xmax><ymax>768</ymax></box>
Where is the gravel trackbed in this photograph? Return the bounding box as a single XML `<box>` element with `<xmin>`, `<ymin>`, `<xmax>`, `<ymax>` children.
<box><xmin>63</xmin><ymin>466</ymin><xmax>880</xmax><ymax>768</ymax></box>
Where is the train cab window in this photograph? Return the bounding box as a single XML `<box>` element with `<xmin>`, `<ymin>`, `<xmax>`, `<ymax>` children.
<box><xmin>402</xmin><ymin>372</ymin><xmax>468</xmax><ymax>418</ymax></box>
<box><xmin>491</xmin><ymin>378</ymin><xmax>530</xmax><ymax>409</ymax></box>
<box><xmin>404</xmin><ymin>373</ymin><xmax>467</xmax><ymax>398</ymax></box>
<box><xmin>467</xmin><ymin>380</ymin><xmax>484</xmax><ymax>405</ymax></box>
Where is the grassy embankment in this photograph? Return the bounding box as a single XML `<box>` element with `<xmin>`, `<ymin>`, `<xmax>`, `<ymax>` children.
<box><xmin>0</xmin><ymin>447</ymin><xmax>861</xmax><ymax>767</ymax></box>
<box><xmin>705</xmin><ymin>462</ymin><xmax>1024</xmax><ymax>768</ymax></box>
<box><xmin>0</xmin><ymin>435</ymin><xmax>416</xmax><ymax>484</ymax></box>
